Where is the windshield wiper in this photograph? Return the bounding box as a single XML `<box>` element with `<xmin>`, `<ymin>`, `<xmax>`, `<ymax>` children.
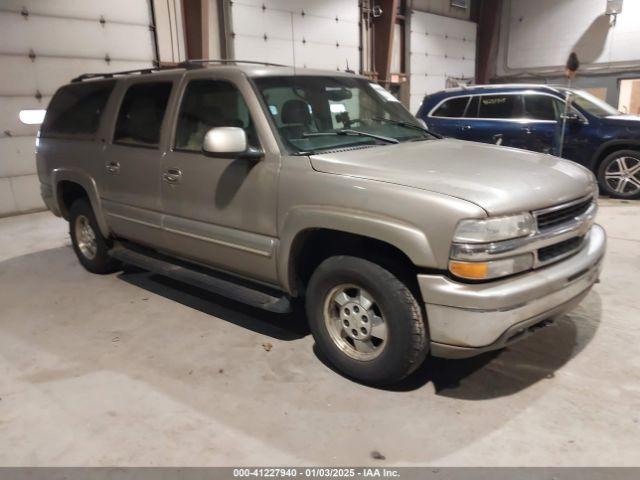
<box><xmin>303</xmin><ymin>129</ymin><xmax>399</xmax><ymax>144</ymax></box>
<box><xmin>371</xmin><ymin>117</ymin><xmax>442</xmax><ymax>138</ymax></box>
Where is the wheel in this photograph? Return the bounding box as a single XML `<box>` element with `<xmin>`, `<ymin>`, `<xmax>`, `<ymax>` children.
<box><xmin>68</xmin><ymin>198</ymin><xmax>120</xmax><ymax>274</ymax></box>
<box><xmin>306</xmin><ymin>255</ymin><xmax>429</xmax><ymax>385</ymax></box>
<box><xmin>597</xmin><ymin>150</ymin><xmax>640</xmax><ymax>199</ymax></box>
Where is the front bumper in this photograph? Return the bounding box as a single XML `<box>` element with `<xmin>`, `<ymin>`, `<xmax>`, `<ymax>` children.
<box><xmin>418</xmin><ymin>224</ymin><xmax>606</xmax><ymax>359</ymax></box>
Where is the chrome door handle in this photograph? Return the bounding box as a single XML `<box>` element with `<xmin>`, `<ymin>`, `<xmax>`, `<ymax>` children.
<box><xmin>522</xmin><ymin>127</ymin><xmax>532</xmax><ymax>134</ymax></box>
<box><xmin>163</xmin><ymin>168</ymin><xmax>182</xmax><ymax>184</ymax></box>
<box><xmin>105</xmin><ymin>160</ymin><xmax>120</xmax><ymax>174</ymax></box>
<box><xmin>461</xmin><ymin>125</ymin><xmax>472</xmax><ymax>131</ymax></box>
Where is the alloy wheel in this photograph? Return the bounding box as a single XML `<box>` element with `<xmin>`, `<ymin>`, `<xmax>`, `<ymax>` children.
<box><xmin>604</xmin><ymin>156</ymin><xmax>640</xmax><ymax>196</ymax></box>
<box><xmin>323</xmin><ymin>284</ymin><xmax>388</xmax><ymax>361</ymax></box>
<box><xmin>75</xmin><ymin>214</ymin><xmax>97</xmax><ymax>260</ymax></box>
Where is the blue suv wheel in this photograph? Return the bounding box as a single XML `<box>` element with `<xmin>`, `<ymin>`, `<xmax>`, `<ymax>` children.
<box><xmin>597</xmin><ymin>150</ymin><xmax>640</xmax><ymax>199</ymax></box>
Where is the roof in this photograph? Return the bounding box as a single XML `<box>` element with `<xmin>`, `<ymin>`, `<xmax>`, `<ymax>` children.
<box><xmin>71</xmin><ymin>60</ymin><xmax>363</xmax><ymax>83</ymax></box>
<box><xmin>436</xmin><ymin>83</ymin><xmax>563</xmax><ymax>95</ymax></box>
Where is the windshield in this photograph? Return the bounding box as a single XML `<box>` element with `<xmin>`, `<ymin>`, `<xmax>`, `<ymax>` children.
<box><xmin>253</xmin><ymin>76</ymin><xmax>434</xmax><ymax>154</ymax></box>
<box><xmin>569</xmin><ymin>89</ymin><xmax>619</xmax><ymax>117</ymax></box>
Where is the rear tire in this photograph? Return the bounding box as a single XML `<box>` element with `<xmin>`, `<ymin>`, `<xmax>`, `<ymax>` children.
<box><xmin>69</xmin><ymin>198</ymin><xmax>120</xmax><ymax>274</ymax></box>
<box><xmin>306</xmin><ymin>255</ymin><xmax>429</xmax><ymax>386</ymax></box>
<box><xmin>597</xmin><ymin>150</ymin><xmax>640</xmax><ymax>199</ymax></box>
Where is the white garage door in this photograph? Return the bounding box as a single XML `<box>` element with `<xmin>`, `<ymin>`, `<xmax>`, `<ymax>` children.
<box><xmin>0</xmin><ymin>0</ymin><xmax>156</xmax><ymax>217</ymax></box>
<box><xmin>230</xmin><ymin>0</ymin><xmax>360</xmax><ymax>72</ymax></box>
<box><xmin>409</xmin><ymin>10</ymin><xmax>476</xmax><ymax>113</ymax></box>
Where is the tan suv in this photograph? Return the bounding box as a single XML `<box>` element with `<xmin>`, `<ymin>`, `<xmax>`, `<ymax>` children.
<box><xmin>37</xmin><ymin>61</ymin><xmax>606</xmax><ymax>385</ymax></box>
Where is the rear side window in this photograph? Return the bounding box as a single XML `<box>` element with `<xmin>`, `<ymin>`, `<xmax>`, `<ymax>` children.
<box><xmin>464</xmin><ymin>96</ymin><xmax>479</xmax><ymax>117</ymax></box>
<box><xmin>431</xmin><ymin>96</ymin><xmax>469</xmax><ymax>117</ymax></box>
<box><xmin>523</xmin><ymin>94</ymin><xmax>562</xmax><ymax>121</ymax></box>
<box><xmin>113</xmin><ymin>82</ymin><xmax>173</xmax><ymax>148</ymax></box>
<box><xmin>478</xmin><ymin>94</ymin><xmax>520</xmax><ymax>119</ymax></box>
<box><xmin>41</xmin><ymin>81</ymin><xmax>115</xmax><ymax>139</ymax></box>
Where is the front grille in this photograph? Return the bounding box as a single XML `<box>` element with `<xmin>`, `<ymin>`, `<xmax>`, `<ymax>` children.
<box><xmin>538</xmin><ymin>236</ymin><xmax>584</xmax><ymax>263</ymax></box>
<box><xmin>536</xmin><ymin>197</ymin><xmax>593</xmax><ymax>231</ymax></box>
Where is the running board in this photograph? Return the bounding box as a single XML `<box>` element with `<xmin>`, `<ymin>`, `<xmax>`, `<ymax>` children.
<box><xmin>110</xmin><ymin>243</ymin><xmax>291</xmax><ymax>313</ymax></box>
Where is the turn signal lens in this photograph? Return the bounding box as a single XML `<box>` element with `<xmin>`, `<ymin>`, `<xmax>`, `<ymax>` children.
<box><xmin>449</xmin><ymin>261</ymin><xmax>489</xmax><ymax>280</ymax></box>
<box><xmin>449</xmin><ymin>254</ymin><xmax>534</xmax><ymax>280</ymax></box>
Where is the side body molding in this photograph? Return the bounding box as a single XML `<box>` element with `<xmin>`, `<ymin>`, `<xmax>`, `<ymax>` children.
<box><xmin>277</xmin><ymin>206</ymin><xmax>437</xmax><ymax>294</ymax></box>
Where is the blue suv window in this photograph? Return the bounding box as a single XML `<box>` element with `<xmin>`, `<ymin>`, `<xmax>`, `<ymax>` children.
<box><xmin>523</xmin><ymin>94</ymin><xmax>562</xmax><ymax>121</ymax></box>
<box><xmin>432</xmin><ymin>96</ymin><xmax>469</xmax><ymax>117</ymax></box>
<box><xmin>478</xmin><ymin>94</ymin><xmax>520</xmax><ymax>119</ymax></box>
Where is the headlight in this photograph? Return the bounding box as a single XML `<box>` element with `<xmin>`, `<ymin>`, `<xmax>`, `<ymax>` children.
<box><xmin>453</xmin><ymin>213</ymin><xmax>536</xmax><ymax>243</ymax></box>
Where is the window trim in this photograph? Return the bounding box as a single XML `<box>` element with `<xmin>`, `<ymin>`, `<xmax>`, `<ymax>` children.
<box><xmin>112</xmin><ymin>80</ymin><xmax>174</xmax><ymax>150</ymax></box>
<box><xmin>171</xmin><ymin>77</ymin><xmax>262</xmax><ymax>155</ymax></box>
<box><xmin>427</xmin><ymin>90</ymin><xmax>585</xmax><ymax>124</ymax></box>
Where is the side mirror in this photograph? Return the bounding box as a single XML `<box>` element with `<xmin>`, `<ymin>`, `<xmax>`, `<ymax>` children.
<box><xmin>202</xmin><ymin>127</ymin><xmax>263</xmax><ymax>160</ymax></box>
<box><xmin>562</xmin><ymin>112</ymin><xmax>585</xmax><ymax>124</ymax></box>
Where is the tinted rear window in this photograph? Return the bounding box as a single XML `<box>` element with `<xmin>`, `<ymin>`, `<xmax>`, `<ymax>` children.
<box><xmin>431</xmin><ymin>96</ymin><xmax>469</xmax><ymax>117</ymax></box>
<box><xmin>41</xmin><ymin>81</ymin><xmax>115</xmax><ymax>139</ymax></box>
<box><xmin>113</xmin><ymin>82</ymin><xmax>173</xmax><ymax>148</ymax></box>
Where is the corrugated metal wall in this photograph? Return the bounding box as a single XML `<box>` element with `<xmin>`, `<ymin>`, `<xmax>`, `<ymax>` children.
<box><xmin>500</xmin><ymin>0</ymin><xmax>640</xmax><ymax>74</ymax></box>
<box><xmin>0</xmin><ymin>0</ymin><xmax>156</xmax><ymax>217</ymax></box>
<box><xmin>409</xmin><ymin>10</ymin><xmax>477</xmax><ymax>113</ymax></box>
<box><xmin>229</xmin><ymin>0</ymin><xmax>360</xmax><ymax>72</ymax></box>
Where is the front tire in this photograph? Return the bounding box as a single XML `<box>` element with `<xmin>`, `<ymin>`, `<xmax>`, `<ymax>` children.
<box><xmin>306</xmin><ymin>256</ymin><xmax>429</xmax><ymax>386</ymax></box>
<box><xmin>69</xmin><ymin>198</ymin><xmax>120</xmax><ymax>274</ymax></box>
<box><xmin>597</xmin><ymin>150</ymin><xmax>640</xmax><ymax>199</ymax></box>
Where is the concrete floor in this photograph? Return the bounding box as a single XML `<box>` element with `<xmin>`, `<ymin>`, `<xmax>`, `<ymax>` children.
<box><xmin>0</xmin><ymin>199</ymin><xmax>639</xmax><ymax>466</ymax></box>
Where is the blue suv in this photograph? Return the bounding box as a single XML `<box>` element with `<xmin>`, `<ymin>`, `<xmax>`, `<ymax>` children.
<box><xmin>417</xmin><ymin>84</ymin><xmax>640</xmax><ymax>199</ymax></box>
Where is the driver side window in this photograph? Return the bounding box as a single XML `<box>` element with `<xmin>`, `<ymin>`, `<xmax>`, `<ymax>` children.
<box><xmin>523</xmin><ymin>94</ymin><xmax>564</xmax><ymax>121</ymax></box>
<box><xmin>174</xmin><ymin>79</ymin><xmax>258</xmax><ymax>152</ymax></box>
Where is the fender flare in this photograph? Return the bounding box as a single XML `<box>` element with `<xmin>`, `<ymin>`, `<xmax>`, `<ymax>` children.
<box><xmin>277</xmin><ymin>206</ymin><xmax>437</xmax><ymax>294</ymax></box>
<box><xmin>51</xmin><ymin>168</ymin><xmax>110</xmax><ymax>237</ymax></box>
<box><xmin>589</xmin><ymin>139</ymin><xmax>640</xmax><ymax>171</ymax></box>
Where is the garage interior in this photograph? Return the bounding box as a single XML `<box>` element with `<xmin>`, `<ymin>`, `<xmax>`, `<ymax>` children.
<box><xmin>1</xmin><ymin>0</ymin><xmax>640</xmax><ymax>468</ymax></box>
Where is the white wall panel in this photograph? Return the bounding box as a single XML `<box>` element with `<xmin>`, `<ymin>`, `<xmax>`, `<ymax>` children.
<box><xmin>0</xmin><ymin>0</ymin><xmax>152</xmax><ymax>25</ymax></box>
<box><xmin>0</xmin><ymin>137</ymin><xmax>38</xmax><ymax>178</ymax></box>
<box><xmin>501</xmin><ymin>0</ymin><xmax>640</xmax><ymax>73</ymax></box>
<box><xmin>0</xmin><ymin>13</ymin><xmax>155</xmax><ymax>61</ymax></box>
<box><xmin>0</xmin><ymin>178</ymin><xmax>17</xmax><ymax>216</ymax></box>
<box><xmin>409</xmin><ymin>10</ymin><xmax>476</xmax><ymax>113</ymax></box>
<box><xmin>230</xmin><ymin>0</ymin><xmax>359</xmax><ymax>71</ymax></box>
<box><xmin>11</xmin><ymin>174</ymin><xmax>41</xmax><ymax>213</ymax></box>
<box><xmin>0</xmin><ymin>1</ymin><xmax>156</xmax><ymax>216</ymax></box>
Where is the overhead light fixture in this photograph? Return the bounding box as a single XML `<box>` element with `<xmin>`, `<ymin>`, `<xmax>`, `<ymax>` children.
<box><xmin>19</xmin><ymin>109</ymin><xmax>46</xmax><ymax>125</ymax></box>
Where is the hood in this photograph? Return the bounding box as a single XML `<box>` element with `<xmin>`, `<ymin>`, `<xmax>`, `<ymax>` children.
<box><xmin>603</xmin><ymin>115</ymin><xmax>640</xmax><ymax>128</ymax></box>
<box><xmin>309</xmin><ymin>139</ymin><xmax>595</xmax><ymax>216</ymax></box>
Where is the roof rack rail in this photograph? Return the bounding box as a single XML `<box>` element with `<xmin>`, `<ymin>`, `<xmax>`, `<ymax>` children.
<box><xmin>70</xmin><ymin>59</ymin><xmax>289</xmax><ymax>83</ymax></box>
<box><xmin>71</xmin><ymin>66</ymin><xmax>177</xmax><ymax>83</ymax></box>
<box><xmin>177</xmin><ymin>59</ymin><xmax>290</xmax><ymax>69</ymax></box>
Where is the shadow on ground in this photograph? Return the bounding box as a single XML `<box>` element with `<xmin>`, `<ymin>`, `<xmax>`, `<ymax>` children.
<box><xmin>320</xmin><ymin>290</ymin><xmax>602</xmax><ymax>397</ymax></box>
<box><xmin>119</xmin><ymin>266</ymin><xmax>310</xmax><ymax>341</ymax></box>
<box><xmin>119</xmin><ymin>263</ymin><xmax>602</xmax><ymax>399</ymax></box>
